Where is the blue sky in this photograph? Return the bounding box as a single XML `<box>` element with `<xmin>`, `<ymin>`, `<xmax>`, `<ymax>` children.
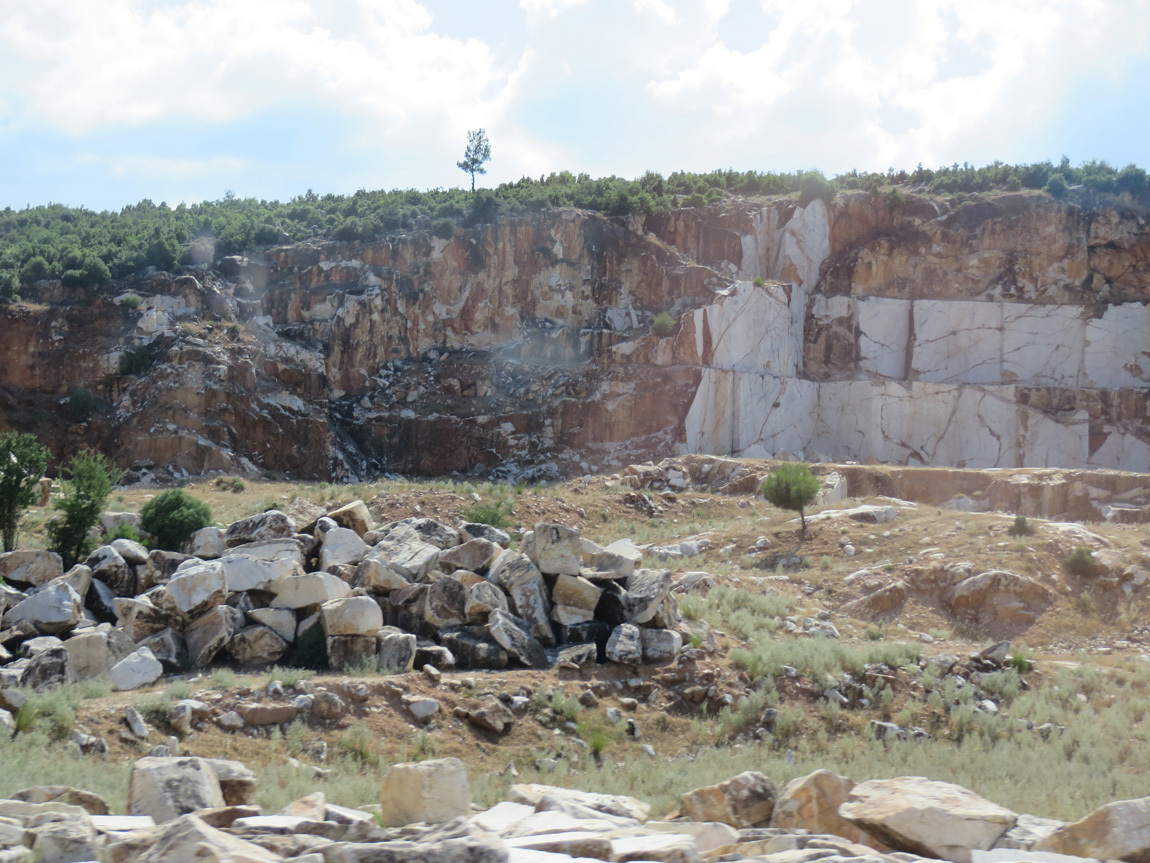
<box><xmin>1</xmin><ymin>0</ymin><xmax>1148</xmax><ymax>211</ymax></box>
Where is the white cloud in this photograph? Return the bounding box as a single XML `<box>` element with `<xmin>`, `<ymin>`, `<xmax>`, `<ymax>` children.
<box><xmin>633</xmin><ymin>0</ymin><xmax>676</xmax><ymax>24</ymax></box>
<box><xmin>0</xmin><ymin>0</ymin><xmax>514</xmax><ymax>141</ymax></box>
<box><xmin>519</xmin><ymin>0</ymin><xmax>590</xmax><ymax>18</ymax></box>
<box><xmin>642</xmin><ymin>0</ymin><xmax>1150</xmax><ymax>172</ymax></box>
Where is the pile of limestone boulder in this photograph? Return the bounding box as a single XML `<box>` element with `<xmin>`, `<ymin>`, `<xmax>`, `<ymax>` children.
<box><xmin>2</xmin><ymin>752</ymin><xmax>1149</xmax><ymax>863</ymax></box>
<box><xmin>0</xmin><ymin>501</ymin><xmax>702</xmax><ymax>693</ymax></box>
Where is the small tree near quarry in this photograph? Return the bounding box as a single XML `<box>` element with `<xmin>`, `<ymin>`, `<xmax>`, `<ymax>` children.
<box><xmin>0</xmin><ymin>432</ymin><xmax>50</xmax><ymax>552</ymax></box>
<box><xmin>761</xmin><ymin>462</ymin><xmax>822</xmax><ymax>533</ymax></box>
<box><xmin>47</xmin><ymin>450</ymin><xmax>123</xmax><ymax>568</ymax></box>
<box><xmin>457</xmin><ymin>129</ymin><xmax>492</xmax><ymax>193</ymax></box>
<box><xmin>139</xmin><ymin>489</ymin><xmax>213</xmax><ymax>552</ymax></box>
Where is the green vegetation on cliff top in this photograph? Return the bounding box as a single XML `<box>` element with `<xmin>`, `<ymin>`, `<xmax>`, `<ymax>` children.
<box><xmin>1</xmin><ymin>158</ymin><xmax>1146</xmax><ymax>299</ymax></box>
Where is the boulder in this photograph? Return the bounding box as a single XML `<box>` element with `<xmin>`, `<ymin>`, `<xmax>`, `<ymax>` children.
<box><xmin>460</xmin><ymin>522</ymin><xmax>511</xmax><ymax>546</ymax></box>
<box><xmin>611</xmin><ymin>832</ymin><xmax>700</xmax><ymax>862</ymax></box>
<box><xmin>1035</xmin><ymin>795</ymin><xmax>1150</xmax><ymax>861</ymax></box>
<box><xmin>187</xmin><ymin>527</ymin><xmax>225</xmax><ymax>559</ymax></box>
<box><xmin>942</xmin><ymin>570</ymin><xmax>1054</xmax><ymax>629</ymax></box>
<box><xmin>140</xmin><ymin>628</ymin><xmax>190</xmax><ymax>670</ymax></box>
<box><xmin>3</xmin><ymin>582</ymin><xmax>83</xmax><ymax>635</ymax></box>
<box><xmin>320</xmin><ymin>527</ymin><xmax>370</xmax><ymax>571</ymax></box>
<box><xmin>20</xmin><ymin>645</ymin><xmax>69</xmax><ymax>689</ymax></box>
<box><xmin>624</xmin><ymin>569</ymin><xmax>674</xmax><ymax>624</ymax></box>
<box><xmin>328</xmin><ymin>635</ymin><xmax>379</xmax><ymax>671</ymax></box>
<box><xmin>85</xmin><ymin>576</ymin><xmax>118</xmax><ymax>622</ymax></box>
<box><xmin>111</xmin><ymin>538</ymin><xmax>149</xmax><ymax>565</ymax></box>
<box><xmin>227</xmin><ymin>625</ymin><xmax>289</xmax><ymax>666</ymax></box>
<box><xmin>838</xmin><ymin>776</ymin><xmax>1017</xmax><ymax>863</ymax></box>
<box><xmin>368</xmin><ymin>531</ymin><xmax>441</xmax><ymax>582</ymax></box>
<box><xmin>770</xmin><ymin>769</ymin><xmax>874</xmax><ymax>845</ymax></box>
<box><xmin>388</xmin><ymin>517</ymin><xmax>460</xmax><ymax>549</ymax></box>
<box><xmin>551</xmin><ymin>604</ymin><xmax>594</xmax><ymax>626</ymax></box>
<box><xmin>0</xmin><ymin>550</ymin><xmax>62</xmax><ymax>586</ymax></box>
<box><xmin>606</xmin><ymin>623</ymin><xmax>643</xmax><ymax>665</ymax></box>
<box><xmin>247</xmin><ymin>607</ymin><xmax>296</xmax><ymax>643</ymax></box>
<box><xmin>65</xmin><ymin>628</ymin><xmax>134</xmax><ymax>680</ymax></box>
<box><xmin>502</xmin><ymin>560</ymin><xmax>554</xmax><ymax>646</ymax></box>
<box><xmin>218</xmin><ymin>554</ymin><xmax>294</xmax><ymax>593</ymax></box>
<box><xmin>110</xmin><ymin>646</ymin><xmax>164</xmax><ymax>691</ymax></box>
<box><xmin>114</xmin><ymin>596</ymin><xmax>174</xmax><ymax>643</ymax></box>
<box><xmin>467</xmin><ymin>696</ymin><xmax>516</xmax><ymax>734</ymax></box>
<box><xmin>321</xmin><ymin>596</ymin><xmax>383</xmax><ymax>637</ymax></box>
<box><xmin>134</xmin><ymin>813</ymin><xmax>280</xmax><ymax>863</ymax></box>
<box><xmin>378</xmin><ymin>758</ymin><xmax>471</xmax><ymax>827</ymax></box>
<box><xmin>165</xmin><ymin>561</ymin><xmax>227</xmax><ymax>617</ymax></box>
<box><xmin>354</xmin><ymin>558</ymin><xmax>410</xmax><ymax>594</ymax></box>
<box><xmin>996</xmin><ymin>813</ymin><xmax>1066</xmax><ymax>850</ymax></box>
<box><xmin>640</xmin><ymin>628</ymin><xmax>682</xmax><ymax>662</ymax></box>
<box><xmin>28</xmin><ymin>816</ymin><xmax>99</xmax><ymax>863</ymax></box>
<box><xmin>464</xmin><ymin>580</ymin><xmax>508</xmax><ymax>622</ymax></box>
<box><xmin>552</xmin><ymin>574</ymin><xmax>602</xmax><ymax>611</ymax></box>
<box><xmin>204</xmin><ymin>759</ymin><xmax>258</xmax><ymax>805</ymax></box>
<box><xmin>425</xmin><ymin>577</ymin><xmax>468</xmax><ymax>629</ymax></box>
<box><xmin>271</xmin><ymin>572</ymin><xmax>351</xmax><ymax>608</ymax></box>
<box><xmin>440</xmin><ymin>538</ymin><xmax>498</xmax><ymax>574</ymax></box>
<box><xmin>378</xmin><ymin>628</ymin><xmax>417</xmax><ymax>673</ymax></box>
<box><xmin>438</xmin><ymin>626</ymin><xmax>508</xmax><ymax>669</ymax></box>
<box><xmin>510</xmin><ymin>784</ymin><xmax>650</xmax><ymax>822</ymax></box>
<box><xmin>488</xmin><ymin>609</ymin><xmax>549</xmax><ymax>669</ymax></box>
<box><xmin>224</xmin><ymin>510</ymin><xmax>295</xmax><ymax>546</ymax></box>
<box><xmin>184</xmin><ymin>606</ymin><xmax>245</xmax><ymax>668</ymax></box>
<box><xmin>140</xmin><ymin>550</ymin><xmax>193</xmax><ymax>592</ymax></box>
<box><xmin>86</xmin><ymin>545</ymin><xmax>135</xmax><ymax>596</ymax></box>
<box><xmin>680</xmin><ymin>771</ymin><xmax>777</xmax><ymax>828</ymax></box>
<box><xmin>128</xmin><ymin>757</ymin><xmax>226</xmax><ymax>823</ymax></box>
<box><xmin>531</xmin><ymin>523</ymin><xmax>583</xmax><ymax>575</ymax></box>
<box><xmin>327</xmin><ymin>500</ymin><xmax>373</xmax><ymax>536</ymax></box>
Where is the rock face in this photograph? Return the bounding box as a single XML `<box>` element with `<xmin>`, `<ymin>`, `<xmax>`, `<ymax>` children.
<box><xmin>838</xmin><ymin>776</ymin><xmax>1017</xmax><ymax>863</ymax></box>
<box><xmin>5</xmin><ymin>194</ymin><xmax>1149</xmax><ymax>481</ymax></box>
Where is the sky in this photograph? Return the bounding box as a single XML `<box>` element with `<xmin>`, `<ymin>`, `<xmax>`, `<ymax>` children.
<box><xmin>1</xmin><ymin>0</ymin><xmax>1148</xmax><ymax>212</ymax></box>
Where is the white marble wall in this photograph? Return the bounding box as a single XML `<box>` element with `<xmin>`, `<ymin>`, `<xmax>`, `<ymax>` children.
<box><xmin>682</xmin><ymin>199</ymin><xmax>1150</xmax><ymax>471</ymax></box>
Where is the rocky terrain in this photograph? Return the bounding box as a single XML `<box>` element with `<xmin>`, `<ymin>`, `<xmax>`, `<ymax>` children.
<box><xmin>1</xmin><ymin>463</ymin><xmax>1150</xmax><ymax>862</ymax></box>
<box><xmin>3</xmin><ymin>190</ymin><xmax>1150</xmax><ymax>487</ymax></box>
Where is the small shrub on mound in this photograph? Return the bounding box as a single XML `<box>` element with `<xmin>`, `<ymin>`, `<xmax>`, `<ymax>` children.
<box><xmin>1065</xmin><ymin>546</ymin><xmax>1095</xmax><ymax>578</ymax></box>
<box><xmin>463</xmin><ymin>497</ymin><xmax>512</xmax><ymax>530</ymax></box>
<box><xmin>652</xmin><ymin>311</ymin><xmax>676</xmax><ymax>337</ymax></box>
<box><xmin>761</xmin><ymin>462</ymin><xmax>822</xmax><ymax>532</ymax></box>
<box><xmin>139</xmin><ymin>489</ymin><xmax>213</xmax><ymax>551</ymax></box>
<box><xmin>1009</xmin><ymin>514</ymin><xmax>1034</xmax><ymax>537</ymax></box>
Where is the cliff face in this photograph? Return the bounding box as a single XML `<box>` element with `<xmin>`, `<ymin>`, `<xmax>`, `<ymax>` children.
<box><xmin>2</xmin><ymin>191</ymin><xmax>1148</xmax><ymax>481</ymax></box>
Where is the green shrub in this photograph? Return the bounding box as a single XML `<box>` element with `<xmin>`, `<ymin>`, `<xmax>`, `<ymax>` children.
<box><xmin>107</xmin><ymin>521</ymin><xmax>143</xmax><ymax>543</ymax></box>
<box><xmin>761</xmin><ymin>462</ymin><xmax>822</xmax><ymax>532</ymax></box>
<box><xmin>798</xmin><ymin>172</ymin><xmax>835</xmax><ymax>205</ymax></box>
<box><xmin>46</xmin><ymin>449</ymin><xmax>123</xmax><ymax>568</ymax></box>
<box><xmin>431</xmin><ymin>218</ymin><xmax>456</xmax><ymax>240</ymax></box>
<box><xmin>463</xmin><ymin>497</ymin><xmax>513</xmax><ymax>530</ymax></box>
<box><xmin>67</xmin><ymin>385</ymin><xmax>95</xmax><ymax>421</ymax></box>
<box><xmin>0</xmin><ymin>432</ymin><xmax>50</xmax><ymax>552</ymax></box>
<box><xmin>752</xmin><ymin>277</ymin><xmax>766</xmax><ymax>287</ymax></box>
<box><xmin>118</xmin><ymin>345</ymin><xmax>153</xmax><ymax>376</ymax></box>
<box><xmin>652</xmin><ymin>311</ymin><xmax>676</xmax><ymax>337</ymax></box>
<box><xmin>1044</xmin><ymin>173</ymin><xmax>1069</xmax><ymax>199</ymax></box>
<box><xmin>139</xmin><ymin>489</ymin><xmax>213</xmax><ymax>551</ymax></box>
<box><xmin>120</xmin><ymin>293</ymin><xmax>142</xmax><ymax>310</ymax></box>
<box><xmin>1065</xmin><ymin>546</ymin><xmax>1095</xmax><ymax>577</ymax></box>
<box><xmin>1009</xmin><ymin>514</ymin><xmax>1034</xmax><ymax>537</ymax></box>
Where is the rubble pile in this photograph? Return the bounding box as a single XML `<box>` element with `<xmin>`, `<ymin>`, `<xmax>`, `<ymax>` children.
<box><xmin>0</xmin><ymin>502</ymin><xmax>708</xmax><ymax>696</ymax></box>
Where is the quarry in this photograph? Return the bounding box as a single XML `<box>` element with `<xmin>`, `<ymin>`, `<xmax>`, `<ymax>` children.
<box><xmin>2</xmin><ymin>185</ymin><xmax>1150</xmax><ymax>863</ymax></box>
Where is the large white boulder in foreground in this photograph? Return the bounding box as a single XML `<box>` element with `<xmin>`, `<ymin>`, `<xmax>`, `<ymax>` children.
<box><xmin>839</xmin><ymin>776</ymin><xmax>1017</xmax><ymax>863</ymax></box>
<box><xmin>128</xmin><ymin>757</ymin><xmax>226</xmax><ymax>823</ymax></box>
<box><xmin>379</xmin><ymin>757</ymin><xmax>471</xmax><ymax>827</ymax></box>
